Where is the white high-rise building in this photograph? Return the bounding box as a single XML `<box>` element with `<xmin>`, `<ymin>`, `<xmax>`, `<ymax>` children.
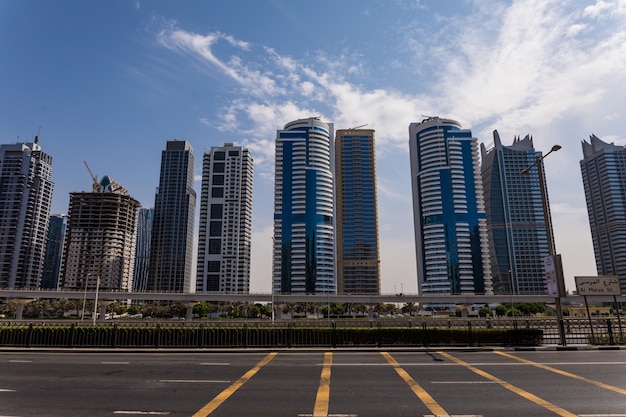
<box><xmin>409</xmin><ymin>117</ymin><xmax>492</xmax><ymax>295</ymax></box>
<box><xmin>196</xmin><ymin>143</ymin><xmax>253</xmax><ymax>293</ymax></box>
<box><xmin>273</xmin><ymin>117</ymin><xmax>336</xmax><ymax>294</ymax></box>
<box><xmin>0</xmin><ymin>137</ymin><xmax>54</xmax><ymax>288</ymax></box>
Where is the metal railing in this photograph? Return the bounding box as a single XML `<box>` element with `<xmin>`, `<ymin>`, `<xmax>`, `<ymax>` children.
<box><xmin>0</xmin><ymin>317</ymin><xmax>623</xmax><ymax>348</ymax></box>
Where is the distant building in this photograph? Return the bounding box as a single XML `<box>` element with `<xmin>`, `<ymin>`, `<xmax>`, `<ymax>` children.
<box><xmin>273</xmin><ymin>118</ymin><xmax>336</xmax><ymax>294</ymax></box>
<box><xmin>148</xmin><ymin>140</ymin><xmax>196</xmax><ymax>293</ymax></box>
<box><xmin>41</xmin><ymin>214</ymin><xmax>67</xmax><ymax>289</ymax></box>
<box><xmin>132</xmin><ymin>208</ymin><xmax>153</xmax><ymax>293</ymax></box>
<box><xmin>335</xmin><ymin>129</ymin><xmax>380</xmax><ymax>294</ymax></box>
<box><xmin>580</xmin><ymin>134</ymin><xmax>626</xmax><ymax>294</ymax></box>
<box><xmin>196</xmin><ymin>143</ymin><xmax>253</xmax><ymax>293</ymax></box>
<box><xmin>61</xmin><ymin>176</ymin><xmax>140</xmax><ymax>291</ymax></box>
<box><xmin>0</xmin><ymin>138</ymin><xmax>54</xmax><ymax>288</ymax></box>
<box><xmin>481</xmin><ymin>131</ymin><xmax>554</xmax><ymax>295</ymax></box>
<box><xmin>409</xmin><ymin>117</ymin><xmax>492</xmax><ymax>294</ymax></box>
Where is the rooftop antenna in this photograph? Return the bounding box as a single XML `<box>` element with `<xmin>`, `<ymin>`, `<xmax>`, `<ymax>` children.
<box><xmin>83</xmin><ymin>161</ymin><xmax>99</xmax><ymax>192</ymax></box>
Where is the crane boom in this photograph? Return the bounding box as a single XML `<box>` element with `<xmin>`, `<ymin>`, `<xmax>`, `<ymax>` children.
<box><xmin>83</xmin><ymin>161</ymin><xmax>98</xmax><ymax>192</ymax></box>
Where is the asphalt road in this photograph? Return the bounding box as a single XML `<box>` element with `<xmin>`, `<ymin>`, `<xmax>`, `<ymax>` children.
<box><xmin>1</xmin><ymin>349</ymin><xmax>625</xmax><ymax>417</ymax></box>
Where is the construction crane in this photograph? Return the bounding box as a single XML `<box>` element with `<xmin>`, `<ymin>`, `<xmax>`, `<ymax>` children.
<box><xmin>83</xmin><ymin>161</ymin><xmax>99</xmax><ymax>192</ymax></box>
<box><xmin>351</xmin><ymin>123</ymin><xmax>368</xmax><ymax>130</ymax></box>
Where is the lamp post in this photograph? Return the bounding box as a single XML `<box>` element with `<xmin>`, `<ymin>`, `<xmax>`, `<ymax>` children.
<box><xmin>81</xmin><ymin>274</ymin><xmax>90</xmax><ymax>321</ymax></box>
<box><xmin>521</xmin><ymin>144</ymin><xmax>566</xmax><ymax>345</ymax></box>
<box><xmin>92</xmin><ymin>275</ymin><xmax>100</xmax><ymax>325</ymax></box>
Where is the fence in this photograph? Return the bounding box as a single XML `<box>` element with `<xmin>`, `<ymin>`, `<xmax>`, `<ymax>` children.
<box><xmin>0</xmin><ymin>317</ymin><xmax>623</xmax><ymax>348</ymax></box>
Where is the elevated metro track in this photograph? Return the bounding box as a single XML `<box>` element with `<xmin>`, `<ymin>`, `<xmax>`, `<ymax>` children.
<box><xmin>1</xmin><ymin>288</ymin><xmax>624</xmax><ymax>305</ymax></box>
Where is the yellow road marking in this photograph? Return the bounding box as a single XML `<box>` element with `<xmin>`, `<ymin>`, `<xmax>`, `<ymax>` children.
<box><xmin>380</xmin><ymin>352</ymin><xmax>448</xmax><ymax>416</ymax></box>
<box><xmin>438</xmin><ymin>351</ymin><xmax>577</xmax><ymax>417</ymax></box>
<box><xmin>495</xmin><ymin>351</ymin><xmax>626</xmax><ymax>396</ymax></box>
<box><xmin>191</xmin><ymin>352</ymin><xmax>277</xmax><ymax>417</ymax></box>
<box><xmin>313</xmin><ymin>352</ymin><xmax>333</xmax><ymax>417</ymax></box>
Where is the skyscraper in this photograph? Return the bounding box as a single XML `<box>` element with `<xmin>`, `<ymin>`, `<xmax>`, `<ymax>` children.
<box><xmin>41</xmin><ymin>214</ymin><xmax>67</xmax><ymax>289</ymax></box>
<box><xmin>481</xmin><ymin>131</ymin><xmax>554</xmax><ymax>295</ymax></box>
<box><xmin>61</xmin><ymin>176</ymin><xmax>140</xmax><ymax>291</ymax></box>
<box><xmin>273</xmin><ymin>117</ymin><xmax>336</xmax><ymax>294</ymax></box>
<box><xmin>581</xmin><ymin>134</ymin><xmax>626</xmax><ymax>294</ymax></box>
<box><xmin>335</xmin><ymin>128</ymin><xmax>380</xmax><ymax>294</ymax></box>
<box><xmin>148</xmin><ymin>140</ymin><xmax>196</xmax><ymax>293</ymax></box>
<box><xmin>197</xmin><ymin>143</ymin><xmax>253</xmax><ymax>293</ymax></box>
<box><xmin>409</xmin><ymin>117</ymin><xmax>492</xmax><ymax>295</ymax></box>
<box><xmin>132</xmin><ymin>208</ymin><xmax>153</xmax><ymax>293</ymax></box>
<box><xmin>0</xmin><ymin>138</ymin><xmax>54</xmax><ymax>288</ymax></box>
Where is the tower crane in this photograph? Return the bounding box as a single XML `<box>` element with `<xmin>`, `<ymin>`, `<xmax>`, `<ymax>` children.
<box><xmin>83</xmin><ymin>161</ymin><xmax>99</xmax><ymax>192</ymax></box>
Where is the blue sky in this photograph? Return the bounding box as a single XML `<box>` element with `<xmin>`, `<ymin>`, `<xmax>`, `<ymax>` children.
<box><xmin>2</xmin><ymin>0</ymin><xmax>626</xmax><ymax>294</ymax></box>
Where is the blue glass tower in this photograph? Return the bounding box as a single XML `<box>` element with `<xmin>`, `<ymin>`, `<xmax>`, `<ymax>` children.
<box><xmin>133</xmin><ymin>208</ymin><xmax>153</xmax><ymax>293</ymax></box>
<box><xmin>409</xmin><ymin>117</ymin><xmax>492</xmax><ymax>294</ymax></box>
<box><xmin>481</xmin><ymin>131</ymin><xmax>553</xmax><ymax>295</ymax></box>
<box><xmin>335</xmin><ymin>129</ymin><xmax>380</xmax><ymax>294</ymax></box>
<box><xmin>273</xmin><ymin>118</ymin><xmax>336</xmax><ymax>294</ymax></box>
<box><xmin>41</xmin><ymin>214</ymin><xmax>67</xmax><ymax>289</ymax></box>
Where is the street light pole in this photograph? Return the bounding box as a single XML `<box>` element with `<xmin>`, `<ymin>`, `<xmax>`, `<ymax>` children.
<box><xmin>81</xmin><ymin>273</ymin><xmax>90</xmax><ymax>321</ymax></box>
<box><xmin>92</xmin><ymin>275</ymin><xmax>100</xmax><ymax>325</ymax></box>
<box><xmin>521</xmin><ymin>144</ymin><xmax>566</xmax><ymax>346</ymax></box>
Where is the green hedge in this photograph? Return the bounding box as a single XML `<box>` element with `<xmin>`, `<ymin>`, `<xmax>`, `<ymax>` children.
<box><xmin>0</xmin><ymin>324</ymin><xmax>543</xmax><ymax>348</ymax></box>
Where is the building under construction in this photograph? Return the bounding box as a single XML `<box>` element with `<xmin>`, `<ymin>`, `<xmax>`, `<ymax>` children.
<box><xmin>61</xmin><ymin>174</ymin><xmax>140</xmax><ymax>291</ymax></box>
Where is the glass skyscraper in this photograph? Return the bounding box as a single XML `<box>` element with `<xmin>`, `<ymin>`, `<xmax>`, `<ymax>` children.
<box><xmin>197</xmin><ymin>143</ymin><xmax>253</xmax><ymax>293</ymax></box>
<box><xmin>0</xmin><ymin>137</ymin><xmax>54</xmax><ymax>288</ymax></box>
<box><xmin>132</xmin><ymin>208</ymin><xmax>153</xmax><ymax>293</ymax></box>
<box><xmin>335</xmin><ymin>129</ymin><xmax>380</xmax><ymax>294</ymax></box>
<box><xmin>273</xmin><ymin>117</ymin><xmax>336</xmax><ymax>294</ymax></box>
<box><xmin>481</xmin><ymin>131</ymin><xmax>553</xmax><ymax>295</ymax></box>
<box><xmin>41</xmin><ymin>214</ymin><xmax>67</xmax><ymax>289</ymax></box>
<box><xmin>148</xmin><ymin>140</ymin><xmax>196</xmax><ymax>293</ymax></box>
<box><xmin>409</xmin><ymin>117</ymin><xmax>492</xmax><ymax>295</ymax></box>
<box><xmin>581</xmin><ymin>134</ymin><xmax>626</xmax><ymax>294</ymax></box>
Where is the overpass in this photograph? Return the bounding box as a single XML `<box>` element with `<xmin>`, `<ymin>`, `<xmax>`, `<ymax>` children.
<box><xmin>2</xmin><ymin>288</ymin><xmax>624</xmax><ymax>321</ymax></box>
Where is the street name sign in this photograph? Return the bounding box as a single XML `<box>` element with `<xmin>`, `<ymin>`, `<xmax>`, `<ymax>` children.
<box><xmin>575</xmin><ymin>276</ymin><xmax>622</xmax><ymax>296</ymax></box>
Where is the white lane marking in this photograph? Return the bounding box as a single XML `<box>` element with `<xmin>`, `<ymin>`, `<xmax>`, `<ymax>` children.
<box><xmin>431</xmin><ymin>381</ymin><xmax>498</xmax><ymax>384</ymax></box>
<box><xmin>101</xmin><ymin>361</ymin><xmax>130</xmax><ymax>364</ymax></box>
<box><xmin>200</xmin><ymin>362</ymin><xmax>229</xmax><ymax>365</ymax></box>
<box><xmin>114</xmin><ymin>412</ymin><xmax>170</xmax><ymax>415</ymax></box>
<box><xmin>159</xmin><ymin>379</ymin><xmax>230</xmax><ymax>383</ymax></box>
<box><xmin>0</xmin><ymin>388</ymin><xmax>17</xmax><ymax>392</ymax></box>
<box><xmin>8</xmin><ymin>360</ymin><xmax>32</xmax><ymax>363</ymax></box>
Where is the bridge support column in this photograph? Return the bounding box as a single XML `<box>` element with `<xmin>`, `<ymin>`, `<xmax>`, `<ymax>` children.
<box><xmin>13</xmin><ymin>299</ymin><xmax>35</xmax><ymax>320</ymax></box>
<box><xmin>275</xmin><ymin>304</ymin><xmax>284</xmax><ymax>320</ymax></box>
<box><xmin>97</xmin><ymin>301</ymin><xmax>115</xmax><ymax>323</ymax></box>
<box><xmin>184</xmin><ymin>302</ymin><xmax>199</xmax><ymax>322</ymax></box>
<box><xmin>367</xmin><ymin>304</ymin><xmax>376</xmax><ymax>320</ymax></box>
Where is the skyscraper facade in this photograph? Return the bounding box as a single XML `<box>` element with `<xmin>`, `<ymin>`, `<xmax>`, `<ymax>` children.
<box><xmin>0</xmin><ymin>138</ymin><xmax>54</xmax><ymax>288</ymax></box>
<box><xmin>148</xmin><ymin>140</ymin><xmax>196</xmax><ymax>293</ymax></box>
<box><xmin>335</xmin><ymin>129</ymin><xmax>380</xmax><ymax>294</ymax></box>
<box><xmin>409</xmin><ymin>117</ymin><xmax>492</xmax><ymax>295</ymax></box>
<box><xmin>273</xmin><ymin>117</ymin><xmax>336</xmax><ymax>294</ymax></box>
<box><xmin>41</xmin><ymin>214</ymin><xmax>67</xmax><ymax>289</ymax></box>
<box><xmin>481</xmin><ymin>131</ymin><xmax>553</xmax><ymax>295</ymax></box>
<box><xmin>61</xmin><ymin>176</ymin><xmax>140</xmax><ymax>291</ymax></box>
<box><xmin>581</xmin><ymin>134</ymin><xmax>626</xmax><ymax>293</ymax></box>
<box><xmin>196</xmin><ymin>143</ymin><xmax>253</xmax><ymax>293</ymax></box>
<box><xmin>132</xmin><ymin>208</ymin><xmax>153</xmax><ymax>293</ymax></box>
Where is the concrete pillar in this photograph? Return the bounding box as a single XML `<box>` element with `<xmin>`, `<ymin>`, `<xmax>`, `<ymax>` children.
<box><xmin>13</xmin><ymin>299</ymin><xmax>35</xmax><ymax>320</ymax></box>
<box><xmin>367</xmin><ymin>304</ymin><xmax>376</xmax><ymax>320</ymax></box>
<box><xmin>184</xmin><ymin>302</ymin><xmax>199</xmax><ymax>322</ymax></box>
<box><xmin>97</xmin><ymin>301</ymin><xmax>115</xmax><ymax>323</ymax></box>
